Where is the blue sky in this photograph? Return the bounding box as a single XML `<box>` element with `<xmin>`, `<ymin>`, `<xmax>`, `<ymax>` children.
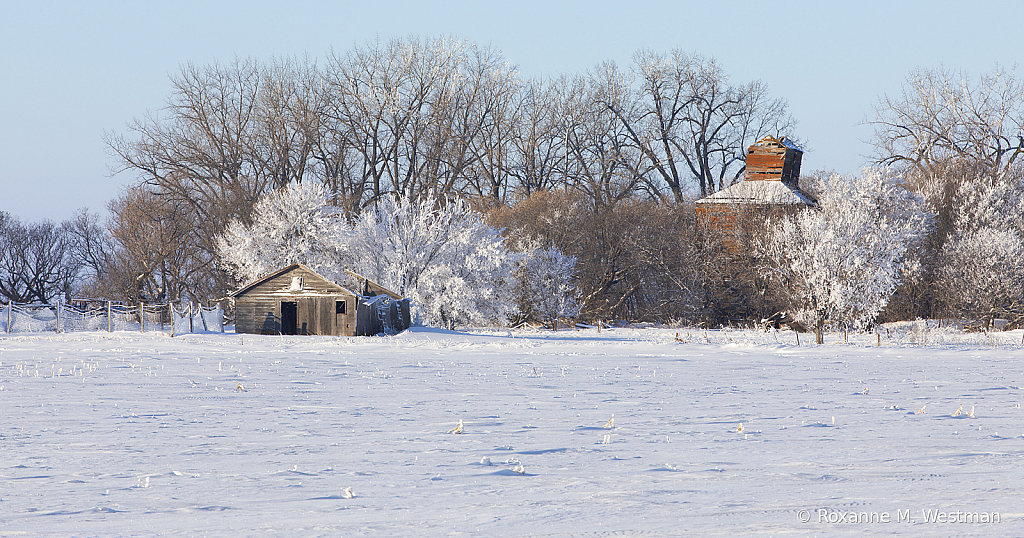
<box><xmin>2</xmin><ymin>0</ymin><xmax>1021</xmax><ymax>222</ymax></box>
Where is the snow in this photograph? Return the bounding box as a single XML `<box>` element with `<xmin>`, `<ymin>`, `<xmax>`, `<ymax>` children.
<box><xmin>2</xmin><ymin>326</ymin><xmax>1022</xmax><ymax>536</ymax></box>
<box><xmin>695</xmin><ymin>179</ymin><xmax>815</xmax><ymax>206</ymax></box>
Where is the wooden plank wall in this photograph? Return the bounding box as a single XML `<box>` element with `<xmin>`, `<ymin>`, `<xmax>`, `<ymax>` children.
<box><xmin>234</xmin><ymin>266</ymin><xmax>400</xmax><ymax>337</ymax></box>
<box><xmin>237</xmin><ymin>296</ymin><xmax>355</xmax><ymax>336</ymax></box>
<box><xmin>235</xmin><ymin>297</ymin><xmax>285</xmax><ymax>335</ymax></box>
<box><xmin>745</xmin><ymin>145</ymin><xmax>802</xmax><ymax>185</ymax></box>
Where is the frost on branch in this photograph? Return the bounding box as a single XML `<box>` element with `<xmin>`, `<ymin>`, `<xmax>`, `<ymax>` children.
<box><xmin>510</xmin><ymin>236</ymin><xmax>580</xmax><ymax>327</ymax></box>
<box><xmin>936</xmin><ymin>178</ymin><xmax>1024</xmax><ymax>326</ymax></box>
<box><xmin>758</xmin><ymin>168</ymin><xmax>932</xmax><ymax>342</ymax></box>
<box><xmin>348</xmin><ymin>194</ymin><xmax>518</xmax><ymax>329</ymax></box>
<box><xmin>216</xmin><ymin>182</ymin><xmax>349</xmax><ymax>285</ymax></box>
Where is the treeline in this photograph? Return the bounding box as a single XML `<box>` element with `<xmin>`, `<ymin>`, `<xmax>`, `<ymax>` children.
<box><xmin>4</xmin><ymin>37</ymin><xmax>1022</xmax><ymax>330</ymax></box>
<box><xmin>98</xmin><ymin>36</ymin><xmax>796</xmax><ymax>320</ymax></box>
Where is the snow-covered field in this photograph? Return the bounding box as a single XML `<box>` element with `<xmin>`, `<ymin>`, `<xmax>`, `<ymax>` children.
<box><xmin>2</xmin><ymin>326</ymin><xmax>1022</xmax><ymax>536</ymax></box>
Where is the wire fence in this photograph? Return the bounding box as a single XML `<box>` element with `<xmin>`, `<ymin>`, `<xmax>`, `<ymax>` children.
<box><xmin>1</xmin><ymin>301</ymin><xmax>224</xmax><ymax>336</ymax></box>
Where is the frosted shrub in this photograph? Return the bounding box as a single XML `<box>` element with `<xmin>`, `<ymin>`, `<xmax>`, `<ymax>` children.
<box><xmin>936</xmin><ymin>179</ymin><xmax>1024</xmax><ymax>326</ymax></box>
<box><xmin>759</xmin><ymin>168</ymin><xmax>931</xmax><ymax>343</ymax></box>
<box><xmin>511</xmin><ymin>237</ymin><xmax>580</xmax><ymax>327</ymax></box>
<box><xmin>349</xmin><ymin>194</ymin><xmax>518</xmax><ymax>329</ymax></box>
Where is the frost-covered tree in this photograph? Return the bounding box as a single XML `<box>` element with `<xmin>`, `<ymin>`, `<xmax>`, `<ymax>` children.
<box><xmin>869</xmin><ymin>66</ymin><xmax>1024</xmax><ymax>182</ymax></box>
<box><xmin>217</xmin><ymin>182</ymin><xmax>348</xmax><ymax>284</ymax></box>
<box><xmin>759</xmin><ymin>168</ymin><xmax>932</xmax><ymax>343</ymax></box>
<box><xmin>349</xmin><ymin>194</ymin><xmax>518</xmax><ymax>329</ymax></box>
<box><xmin>936</xmin><ymin>178</ymin><xmax>1024</xmax><ymax>326</ymax></box>
<box><xmin>511</xmin><ymin>237</ymin><xmax>580</xmax><ymax>328</ymax></box>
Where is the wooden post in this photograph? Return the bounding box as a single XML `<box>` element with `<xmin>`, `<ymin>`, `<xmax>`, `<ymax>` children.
<box><xmin>597</xmin><ymin>320</ymin><xmax>601</xmax><ymax>333</ymax></box>
<box><xmin>55</xmin><ymin>300</ymin><xmax>60</xmax><ymax>333</ymax></box>
<box><xmin>6</xmin><ymin>302</ymin><xmax>10</xmax><ymax>333</ymax></box>
<box><xmin>796</xmin><ymin>332</ymin><xmax>800</xmax><ymax>346</ymax></box>
<box><xmin>877</xmin><ymin>332</ymin><xmax>881</xmax><ymax>347</ymax></box>
<box><xmin>552</xmin><ymin>318</ymin><xmax>557</xmax><ymax>332</ymax></box>
<box><xmin>107</xmin><ymin>301</ymin><xmax>112</xmax><ymax>332</ymax></box>
<box><xmin>844</xmin><ymin>328</ymin><xmax>847</xmax><ymax>343</ymax></box>
<box><xmin>189</xmin><ymin>302</ymin><xmax>194</xmax><ymax>334</ymax></box>
<box><xmin>140</xmin><ymin>302</ymin><xmax>145</xmax><ymax>333</ymax></box>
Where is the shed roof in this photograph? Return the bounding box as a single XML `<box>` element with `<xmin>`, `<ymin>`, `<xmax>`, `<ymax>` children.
<box><xmin>695</xmin><ymin>180</ymin><xmax>816</xmax><ymax>206</ymax></box>
<box><xmin>228</xmin><ymin>264</ymin><xmax>353</xmax><ymax>298</ymax></box>
<box><xmin>228</xmin><ymin>263</ymin><xmax>405</xmax><ymax>300</ymax></box>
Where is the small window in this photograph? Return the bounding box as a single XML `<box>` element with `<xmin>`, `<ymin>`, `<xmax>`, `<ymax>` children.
<box><xmin>336</xmin><ymin>300</ymin><xmax>346</xmax><ymax>314</ymax></box>
<box><xmin>289</xmin><ymin>276</ymin><xmax>303</xmax><ymax>291</ymax></box>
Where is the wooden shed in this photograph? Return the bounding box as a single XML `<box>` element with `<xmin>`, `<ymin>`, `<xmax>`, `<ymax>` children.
<box><xmin>229</xmin><ymin>264</ymin><xmax>411</xmax><ymax>336</ymax></box>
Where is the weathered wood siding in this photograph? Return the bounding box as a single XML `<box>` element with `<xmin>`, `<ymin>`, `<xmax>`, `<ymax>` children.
<box><xmin>232</xmin><ymin>265</ymin><xmax>358</xmax><ymax>336</ymax></box>
<box><xmin>231</xmin><ymin>264</ymin><xmax>411</xmax><ymax>337</ymax></box>
<box><xmin>745</xmin><ymin>137</ymin><xmax>802</xmax><ymax>185</ymax></box>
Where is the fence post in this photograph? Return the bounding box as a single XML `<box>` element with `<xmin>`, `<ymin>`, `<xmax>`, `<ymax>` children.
<box><xmin>170</xmin><ymin>303</ymin><xmax>176</xmax><ymax>337</ymax></box>
<box><xmin>189</xmin><ymin>302</ymin><xmax>194</xmax><ymax>334</ymax></box>
<box><xmin>55</xmin><ymin>300</ymin><xmax>61</xmax><ymax>334</ymax></box>
<box><xmin>108</xmin><ymin>301</ymin><xmax>113</xmax><ymax>332</ymax></box>
<box><xmin>140</xmin><ymin>302</ymin><xmax>145</xmax><ymax>333</ymax></box>
<box><xmin>6</xmin><ymin>302</ymin><xmax>11</xmax><ymax>333</ymax></box>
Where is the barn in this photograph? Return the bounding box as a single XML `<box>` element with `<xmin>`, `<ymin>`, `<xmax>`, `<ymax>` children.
<box><xmin>229</xmin><ymin>264</ymin><xmax>411</xmax><ymax>336</ymax></box>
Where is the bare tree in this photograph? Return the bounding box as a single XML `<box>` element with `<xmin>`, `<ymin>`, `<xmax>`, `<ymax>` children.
<box><xmin>106</xmin><ymin>58</ymin><xmax>270</xmax><ymax>238</ymax></box>
<box><xmin>323</xmin><ymin>37</ymin><xmax>461</xmax><ymax>203</ymax></box>
<box><xmin>254</xmin><ymin>57</ymin><xmax>322</xmax><ymax>190</ymax></box>
<box><xmin>0</xmin><ymin>214</ymin><xmax>78</xmax><ymax>304</ymax></box>
<box><xmin>869</xmin><ymin>66</ymin><xmax>1024</xmax><ymax>321</ymax></box>
<box><xmin>455</xmin><ymin>45</ymin><xmax>521</xmax><ymax>206</ymax></box>
<box><xmin>106</xmin><ymin>57</ymin><xmax>328</xmax><ymax>301</ymax></box>
<box><xmin>604</xmin><ymin>50</ymin><xmax>797</xmax><ymax>200</ymax></box>
<box><xmin>506</xmin><ymin>78</ymin><xmax>568</xmax><ymax>198</ymax></box>
<box><xmin>104</xmin><ymin>187</ymin><xmax>215</xmax><ymax>303</ymax></box>
<box><xmin>487</xmin><ymin>190</ymin><xmax>721</xmax><ymax>323</ymax></box>
<box><xmin>561</xmin><ymin>64</ymin><xmax>648</xmax><ymax>208</ymax></box>
<box><xmin>869</xmin><ymin>65</ymin><xmax>1024</xmax><ymax>181</ymax></box>
<box><xmin>65</xmin><ymin>208</ymin><xmax>114</xmax><ymax>296</ymax></box>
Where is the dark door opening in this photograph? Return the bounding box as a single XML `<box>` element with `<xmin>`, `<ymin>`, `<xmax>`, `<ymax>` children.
<box><xmin>281</xmin><ymin>301</ymin><xmax>297</xmax><ymax>335</ymax></box>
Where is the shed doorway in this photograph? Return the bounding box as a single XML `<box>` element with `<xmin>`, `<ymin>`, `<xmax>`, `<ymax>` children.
<box><xmin>281</xmin><ymin>301</ymin><xmax>298</xmax><ymax>335</ymax></box>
